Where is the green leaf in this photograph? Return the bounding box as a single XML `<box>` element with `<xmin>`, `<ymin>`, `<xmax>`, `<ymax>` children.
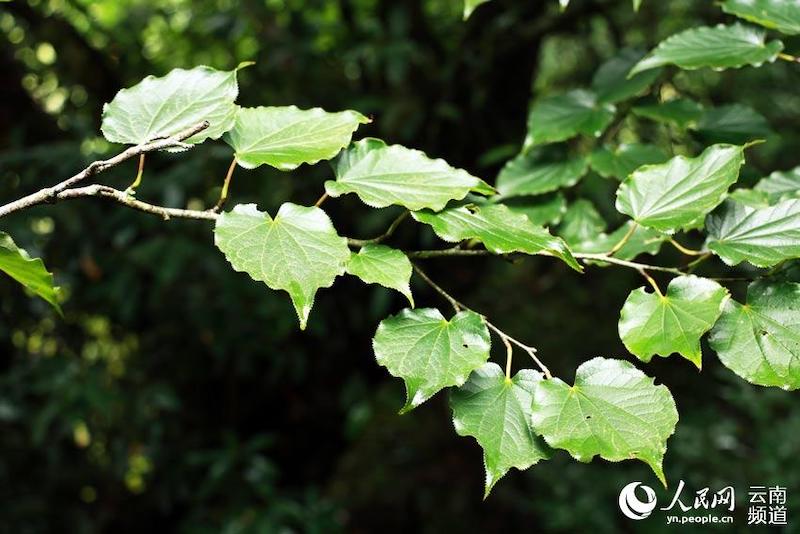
<box><xmin>373</xmin><ymin>308</ymin><xmax>491</xmax><ymax>413</ymax></box>
<box><xmin>591</xmin><ymin>49</ymin><xmax>661</xmax><ymax>104</ymax></box>
<box><xmin>213</xmin><ymin>203</ymin><xmax>350</xmax><ymax>330</ymax></box>
<box><xmin>524</xmin><ymin>90</ymin><xmax>616</xmax><ymax>148</ymax></box>
<box><xmin>412</xmin><ymin>201</ymin><xmax>582</xmax><ymax>271</ymax></box>
<box><xmin>101</xmin><ymin>65</ymin><xmax>244</xmax><ymax>147</ymax></box>
<box><xmin>0</xmin><ymin>232</ymin><xmax>61</xmax><ymax>312</ymax></box>
<box><xmin>463</xmin><ymin>0</ymin><xmax>490</xmax><ymax>18</ymax></box>
<box><xmin>450</xmin><ymin>363</ymin><xmax>551</xmax><ymax>497</ymax></box>
<box><xmin>619</xmin><ymin>276</ymin><xmax>728</xmax><ymax>368</ymax></box>
<box><xmin>616</xmin><ymin>144</ymin><xmax>746</xmax><ymax>233</ymax></box>
<box><xmin>729</xmin><ymin>188</ymin><xmax>772</xmax><ymax>208</ymax></box>
<box><xmin>721</xmin><ymin>0</ymin><xmax>800</xmax><ymax>35</ymax></box>
<box><xmin>569</xmin><ymin>222</ymin><xmax>665</xmax><ymax>261</ymax></box>
<box><xmin>325</xmin><ymin>138</ymin><xmax>485</xmax><ymax>211</ymax></box>
<box><xmin>500</xmin><ymin>193</ymin><xmax>567</xmax><ymax>226</ymax></box>
<box><xmin>694</xmin><ymin>104</ymin><xmax>772</xmax><ymax>145</ymax></box>
<box><xmin>705</xmin><ymin>199</ymin><xmax>800</xmax><ymax>267</ymax></box>
<box><xmin>224</xmin><ymin>106</ymin><xmax>369</xmax><ymax>170</ymax></box>
<box><xmin>346</xmin><ymin>244</ymin><xmax>413</xmax><ymax>306</ymax></box>
<box><xmin>496</xmin><ymin>154</ymin><xmax>587</xmax><ymax>198</ymax></box>
<box><xmin>633</xmin><ymin>0</ymin><xmax>643</xmax><ymax>11</ymax></box>
<box><xmin>632</xmin><ymin>98</ymin><xmax>705</xmax><ymax>128</ymax></box>
<box><xmin>530</xmin><ymin>357</ymin><xmax>678</xmax><ymax>486</ymax></box>
<box><xmin>558</xmin><ymin>200</ymin><xmax>606</xmax><ymax>245</ymax></box>
<box><xmin>589</xmin><ymin>144</ymin><xmax>668</xmax><ymax>180</ymax></box>
<box><xmin>754</xmin><ymin>166</ymin><xmax>800</xmax><ymax>203</ymax></box>
<box><xmin>709</xmin><ymin>281</ymin><xmax>800</xmax><ymax>390</ymax></box>
<box><xmin>630</xmin><ymin>23</ymin><xmax>783</xmax><ymax>75</ymax></box>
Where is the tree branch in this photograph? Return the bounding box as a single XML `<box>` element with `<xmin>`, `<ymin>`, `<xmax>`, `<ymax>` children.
<box><xmin>411</xmin><ymin>263</ymin><xmax>551</xmax><ymax>379</ymax></box>
<box><xmin>0</xmin><ymin>121</ymin><xmax>210</xmax><ymax>218</ymax></box>
<box><xmin>347</xmin><ymin>211</ymin><xmax>409</xmax><ymax>247</ymax></box>
<box><xmin>55</xmin><ymin>185</ymin><xmax>219</xmax><ymax>221</ymax></box>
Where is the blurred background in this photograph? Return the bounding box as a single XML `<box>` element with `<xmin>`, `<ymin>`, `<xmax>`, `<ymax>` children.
<box><xmin>1</xmin><ymin>0</ymin><xmax>799</xmax><ymax>532</ymax></box>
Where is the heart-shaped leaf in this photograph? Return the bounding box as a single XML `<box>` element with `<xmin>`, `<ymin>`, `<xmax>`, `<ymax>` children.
<box><xmin>451</xmin><ymin>363</ymin><xmax>551</xmax><ymax>497</ymax></box>
<box><xmin>373</xmin><ymin>308</ymin><xmax>491</xmax><ymax>413</ymax></box>
<box><xmin>214</xmin><ymin>203</ymin><xmax>350</xmax><ymax>330</ymax></box>
<box><xmin>531</xmin><ymin>357</ymin><xmax>678</xmax><ymax>486</ymax></box>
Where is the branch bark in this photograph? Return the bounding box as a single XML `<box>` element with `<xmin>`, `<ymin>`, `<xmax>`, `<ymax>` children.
<box><xmin>56</xmin><ymin>185</ymin><xmax>219</xmax><ymax>221</ymax></box>
<box><xmin>0</xmin><ymin>121</ymin><xmax>209</xmax><ymax>219</ymax></box>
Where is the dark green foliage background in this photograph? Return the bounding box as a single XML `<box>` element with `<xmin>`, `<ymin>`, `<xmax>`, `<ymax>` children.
<box><xmin>1</xmin><ymin>0</ymin><xmax>798</xmax><ymax>532</ymax></box>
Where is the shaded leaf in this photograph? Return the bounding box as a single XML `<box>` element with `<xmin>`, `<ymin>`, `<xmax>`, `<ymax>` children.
<box><xmin>325</xmin><ymin>138</ymin><xmax>485</xmax><ymax>211</ymax></box>
<box><xmin>616</xmin><ymin>144</ymin><xmax>746</xmax><ymax>233</ymax></box>
<box><xmin>630</xmin><ymin>23</ymin><xmax>783</xmax><ymax>75</ymax></box>
<box><xmin>754</xmin><ymin>166</ymin><xmax>800</xmax><ymax>203</ymax></box>
<box><xmin>619</xmin><ymin>276</ymin><xmax>728</xmax><ymax>368</ymax></box>
<box><xmin>0</xmin><ymin>232</ymin><xmax>61</xmax><ymax>312</ymax></box>
<box><xmin>530</xmin><ymin>357</ymin><xmax>678</xmax><ymax>486</ymax></box>
<box><xmin>568</xmin><ymin>221</ymin><xmax>665</xmax><ymax>261</ymax></box>
<box><xmin>558</xmin><ymin>200</ymin><xmax>606</xmax><ymax>245</ymax></box>
<box><xmin>632</xmin><ymin>98</ymin><xmax>705</xmax><ymax>128</ymax></box>
<box><xmin>346</xmin><ymin>244</ymin><xmax>413</xmax><ymax>306</ymax></box>
<box><xmin>589</xmin><ymin>144</ymin><xmax>668</xmax><ymax>180</ymax></box>
<box><xmin>412</xmin><ymin>202</ymin><xmax>582</xmax><ymax>271</ymax></box>
<box><xmin>710</xmin><ymin>281</ymin><xmax>800</xmax><ymax>389</ymax></box>
<box><xmin>500</xmin><ymin>193</ymin><xmax>567</xmax><ymax>226</ymax></box>
<box><xmin>694</xmin><ymin>104</ymin><xmax>772</xmax><ymax>144</ymax></box>
<box><xmin>224</xmin><ymin>105</ymin><xmax>369</xmax><ymax>170</ymax></box>
<box><xmin>214</xmin><ymin>203</ymin><xmax>350</xmax><ymax>330</ymax></box>
<box><xmin>706</xmin><ymin>199</ymin><xmax>800</xmax><ymax>267</ymax></box>
<box><xmin>451</xmin><ymin>363</ymin><xmax>551</xmax><ymax>497</ymax></box>
<box><xmin>591</xmin><ymin>49</ymin><xmax>661</xmax><ymax>104</ymax></box>
<box><xmin>373</xmin><ymin>309</ymin><xmax>491</xmax><ymax>413</ymax></box>
<box><xmin>496</xmin><ymin>153</ymin><xmax>587</xmax><ymax>198</ymax></box>
<box><xmin>524</xmin><ymin>90</ymin><xmax>616</xmax><ymax>148</ymax></box>
<box><xmin>101</xmin><ymin>64</ymin><xmax>244</xmax><ymax>147</ymax></box>
<box><xmin>722</xmin><ymin>0</ymin><xmax>800</xmax><ymax>35</ymax></box>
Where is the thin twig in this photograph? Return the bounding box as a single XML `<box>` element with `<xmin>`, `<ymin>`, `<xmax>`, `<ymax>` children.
<box><xmin>668</xmin><ymin>238</ymin><xmax>704</xmax><ymax>256</ymax></box>
<box><xmin>779</xmin><ymin>52</ymin><xmax>800</xmax><ymax>64</ymax></box>
<box><xmin>574</xmin><ymin>253</ymin><xmax>685</xmax><ymax>275</ymax></box>
<box><xmin>314</xmin><ymin>192</ymin><xmax>329</xmax><ymax>207</ymax></box>
<box><xmin>348</xmin><ymin>211</ymin><xmax>409</xmax><ymax>247</ymax></box>
<box><xmin>213</xmin><ymin>156</ymin><xmax>238</xmax><ymax>212</ymax></box>
<box><xmin>0</xmin><ymin>121</ymin><xmax>209</xmax><ymax>219</ymax></box>
<box><xmin>406</xmin><ymin>248</ymin><xmax>491</xmax><ymax>258</ymax></box>
<box><xmin>638</xmin><ymin>268</ymin><xmax>663</xmax><ymax>296</ymax></box>
<box><xmin>125</xmin><ymin>153</ymin><xmax>146</xmax><ymax>195</ymax></box>
<box><xmin>56</xmin><ymin>185</ymin><xmax>219</xmax><ymax>221</ymax></box>
<box><xmin>411</xmin><ymin>263</ymin><xmax>552</xmax><ymax>379</ymax></box>
<box><xmin>606</xmin><ymin>222</ymin><xmax>637</xmax><ymax>256</ymax></box>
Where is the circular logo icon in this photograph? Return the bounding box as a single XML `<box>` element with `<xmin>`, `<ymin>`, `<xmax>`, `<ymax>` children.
<box><xmin>618</xmin><ymin>482</ymin><xmax>657</xmax><ymax>520</ymax></box>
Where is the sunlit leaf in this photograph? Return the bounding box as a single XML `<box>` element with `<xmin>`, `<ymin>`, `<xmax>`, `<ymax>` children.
<box><xmin>710</xmin><ymin>281</ymin><xmax>800</xmax><ymax>389</ymax></box>
<box><xmin>224</xmin><ymin>106</ymin><xmax>369</xmax><ymax>170</ymax></box>
<box><xmin>706</xmin><ymin>199</ymin><xmax>800</xmax><ymax>267</ymax></box>
<box><xmin>616</xmin><ymin>144</ymin><xmax>746</xmax><ymax>233</ymax></box>
<box><xmin>0</xmin><ymin>232</ymin><xmax>61</xmax><ymax>312</ymax></box>
<box><xmin>214</xmin><ymin>203</ymin><xmax>350</xmax><ymax>330</ymax></box>
<box><xmin>101</xmin><ymin>64</ymin><xmax>245</xmax><ymax>147</ymax></box>
<box><xmin>373</xmin><ymin>308</ymin><xmax>491</xmax><ymax>413</ymax></box>
<box><xmin>630</xmin><ymin>23</ymin><xmax>783</xmax><ymax>75</ymax></box>
<box><xmin>451</xmin><ymin>363</ymin><xmax>551</xmax><ymax>496</ymax></box>
<box><xmin>619</xmin><ymin>276</ymin><xmax>728</xmax><ymax>368</ymax></box>
<box><xmin>325</xmin><ymin>138</ymin><xmax>485</xmax><ymax>211</ymax></box>
<box><xmin>412</xmin><ymin>201</ymin><xmax>582</xmax><ymax>271</ymax></box>
<box><xmin>346</xmin><ymin>244</ymin><xmax>413</xmax><ymax>305</ymax></box>
<box><xmin>530</xmin><ymin>357</ymin><xmax>678</xmax><ymax>486</ymax></box>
